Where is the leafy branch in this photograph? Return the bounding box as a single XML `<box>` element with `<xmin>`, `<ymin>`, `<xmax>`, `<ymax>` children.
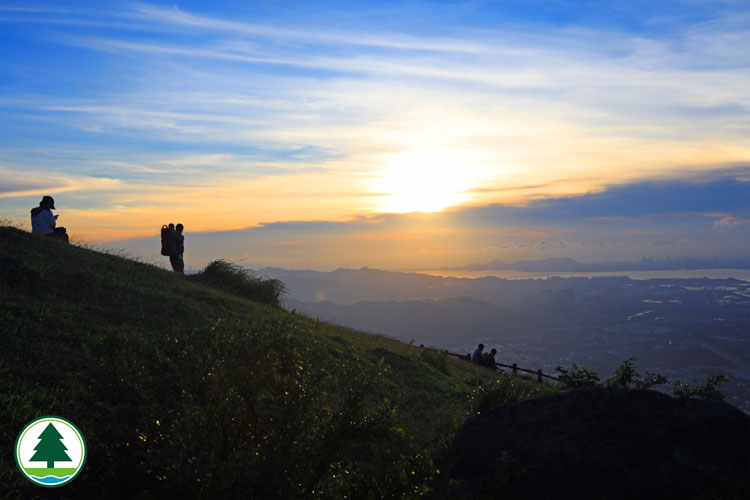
<box><xmin>556</xmin><ymin>357</ymin><xmax>728</xmax><ymax>401</ymax></box>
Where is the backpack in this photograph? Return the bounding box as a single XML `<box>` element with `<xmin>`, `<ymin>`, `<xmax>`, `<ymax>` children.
<box><xmin>160</xmin><ymin>225</ymin><xmax>176</xmax><ymax>256</ymax></box>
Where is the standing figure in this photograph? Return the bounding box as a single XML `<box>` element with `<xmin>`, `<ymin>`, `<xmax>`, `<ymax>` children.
<box><xmin>172</xmin><ymin>223</ymin><xmax>185</xmax><ymax>273</ymax></box>
<box><xmin>160</xmin><ymin>223</ymin><xmax>182</xmax><ymax>273</ymax></box>
<box><xmin>30</xmin><ymin>195</ymin><xmax>69</xmax><ymax>243</ymax></box>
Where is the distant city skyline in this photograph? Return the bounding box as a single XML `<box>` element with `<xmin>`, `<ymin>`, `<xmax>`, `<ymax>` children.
<box><xmin>1</xmin><ymin>1</ymin><xmax>749</xmax><ymax>270</ymax></box>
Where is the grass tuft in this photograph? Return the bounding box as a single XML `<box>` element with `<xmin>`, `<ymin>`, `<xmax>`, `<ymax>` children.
<box><xmin>188</xmin><ymin>259</ymin><xmax>286</xmax><ymax>307</ymax></box>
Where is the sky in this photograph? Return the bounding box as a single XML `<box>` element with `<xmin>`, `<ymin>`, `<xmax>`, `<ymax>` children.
<box><xmin>1</xmin><ymin>1</ymin><xmax>749</xmax><ymax>270</ymax></box>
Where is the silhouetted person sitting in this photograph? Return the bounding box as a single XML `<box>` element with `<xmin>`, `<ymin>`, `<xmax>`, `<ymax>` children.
<box><xmin>171</xmin><ymin>223</ymin><xmax>185</xmax><ymax>273</ymax></box>
<box><xmin>471</xmin><ymin>343</ymin><xmax>484</xmax><ymax>364</ymax></box>
<box><xmin>482</xmin><ymin>348</ymin><xmax>497</xmax><ymax>368</ymax></box>
<box><xmin>30</xmin><ymin>195</ymin><xmax>68</xmax><ymax>243</ymax></box>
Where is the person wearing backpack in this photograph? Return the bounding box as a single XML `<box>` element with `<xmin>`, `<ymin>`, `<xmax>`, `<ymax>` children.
<box><xmin>161</xmin><ymin>223</ymin><xmax>180</xmax><ymax>273</ymax></box>
<box><xmin>159</xmin><ymin>222</ymin><xmax>186</xmax><ymax>273</ymax></box>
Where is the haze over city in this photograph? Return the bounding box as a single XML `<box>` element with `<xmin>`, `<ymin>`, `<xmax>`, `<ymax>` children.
<box><xmin>1</xmin><ymin>1</ymin><xmax>749</xmax><ymax>270</ymax></box>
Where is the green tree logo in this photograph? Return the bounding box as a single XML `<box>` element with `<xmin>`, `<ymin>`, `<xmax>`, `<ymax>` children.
<box><xmin>15</xmin><ymin>416</ymin><xmax>86</xmax><ymax>488</ymax></box>
<box><xmin>30</xmin><ymin>423</ymin><xmax>72</xmax><ymax>468</ymax></box>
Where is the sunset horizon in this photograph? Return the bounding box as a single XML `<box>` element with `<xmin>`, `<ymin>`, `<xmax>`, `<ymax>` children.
<box><xmin>2</xmin><ymin>1</ymin><xmax>749</xmax><ymax>270</ymax></box>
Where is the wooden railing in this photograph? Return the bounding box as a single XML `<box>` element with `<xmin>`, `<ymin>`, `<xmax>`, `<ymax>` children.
<box><xmin>418</xmin><ymin>344</ymin><xmax>560</xmax><ymax>383</ymax></box>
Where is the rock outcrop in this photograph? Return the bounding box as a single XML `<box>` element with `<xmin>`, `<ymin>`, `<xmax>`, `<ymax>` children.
<box><xmin>451</xmin><ymin>387</ymin><xmax>750</xmax><ymax>499</ymax></box>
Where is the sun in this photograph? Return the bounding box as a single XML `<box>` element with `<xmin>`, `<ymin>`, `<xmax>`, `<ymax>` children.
<box><xmin>374</xmin><ymin>149</ymin><xmax>478</xmax><ymax>213</ymax></box>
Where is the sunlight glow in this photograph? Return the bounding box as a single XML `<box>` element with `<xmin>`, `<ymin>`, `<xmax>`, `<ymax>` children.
<box><xmin>374</xmin><ymin>149</ymin><xmax>480</xmax><ymax>213</ymax></box>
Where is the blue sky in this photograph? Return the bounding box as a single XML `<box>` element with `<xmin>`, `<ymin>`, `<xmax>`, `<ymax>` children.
<box><xmin>1</xmin><ymin>1</ymin><xmax>749</xmax><ymax>269</ymax></box>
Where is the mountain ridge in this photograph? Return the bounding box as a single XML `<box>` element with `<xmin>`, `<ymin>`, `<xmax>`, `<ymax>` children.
<box><xmin>427</xmin><ymin>255</ymin><xmax>750</xmax><ymax>273</ymax></box>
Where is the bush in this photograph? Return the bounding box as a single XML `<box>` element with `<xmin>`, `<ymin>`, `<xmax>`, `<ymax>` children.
<box><xmin>605</xmin><ymin>357</ymin><xmax>668</xmax><ymax>390</ymax></box>
<box><xmin>555</xmin><ymin>363</ymin><xmax>601</xmax><ymax>389</ymax></box>
<box><xmin>556</xmin><ymin>358</ymin><xmax>727</xmax><ymax>401</ymax></box>
<box><xmin>673</xmin><ymin>375</ymin><xmax>729</xmax><ymax>401</ymax></box>
<box><xmin>189</xmin><ymin>259</ymin><xmax>286</xmax><ymax>307</ymax></box>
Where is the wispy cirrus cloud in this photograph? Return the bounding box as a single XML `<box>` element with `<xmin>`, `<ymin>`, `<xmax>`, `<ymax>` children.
<box><xmin>129</xmin><ymin>3</ymin><xmax>495</xmax><ymax>54</ymax></box>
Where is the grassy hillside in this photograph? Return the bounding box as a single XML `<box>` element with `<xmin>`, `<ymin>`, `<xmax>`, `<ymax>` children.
<box><xmin>0</xmin><ymin>226</ymin><xmax>553</xmax><ymax>499</ymax></box>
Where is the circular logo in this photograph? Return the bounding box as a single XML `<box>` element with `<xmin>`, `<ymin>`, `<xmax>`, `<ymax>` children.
<box><xmin>14</xmin><ymin>416</ymin><xmax>87</xmax><ymax>487</ymax></box>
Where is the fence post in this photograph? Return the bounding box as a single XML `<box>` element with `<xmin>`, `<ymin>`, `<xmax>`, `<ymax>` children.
<box><xmin>512</xmin><ymin>363</ymin><xmax>518</xmax><ymax>376</ymax></box>
<box><xmin>537</xmin><ymin>369</ymin><xmax>543</xmax><ymax>383</ymax></box>
<box><xmin>466</xmin><ymin>353</ymin><xmax>471</xmax><ymax>361</ymax></box>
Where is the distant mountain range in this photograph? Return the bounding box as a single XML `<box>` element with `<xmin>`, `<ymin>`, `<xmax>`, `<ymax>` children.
<box><xmin>259</xmin><ymin>266</ymin><xmax>458</xmax><ymax>305</ymax></box>
<box><xmin>258</xmin><ymin>262</ymin><xmax>745</xmax><ymax>308</ymax></box>
<box><xmin>284</xmin><ymin>294</ymin><xmax>573</xmax><ymax>346</ymax></box>
<box><xmin>429</xmin><ymin>256</ymin><xmax>750</xmax><ymax>273</ymax></box>
<box><xmin>259</xmin><ymin>264</ymin><xmax>750</xmax><ymax>414</ymax></box>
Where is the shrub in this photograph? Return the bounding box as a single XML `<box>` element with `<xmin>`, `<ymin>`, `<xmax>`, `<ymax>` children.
<box><xmin>605</xmin><ymin>357</ymin><xmax>668</xmax><ymax>390</ymax></box>
<box><xmin>555</xmin><ymin>363</ymin><xmax>601</xmax><ymax>389</ymax></box>
<box><xmin>673</xmin><ymin>375</ymin><xmax>729</xmax><ymax>401</ymax></box>
<box><xmin>189</xmin><ymin>259</ymin><xmax>286</xmax><ymax>307</ymax></box>
<box><xmin>557</xmin><ymin>358</ymin><xmax>727</xmax><ymax>401</ymax></box>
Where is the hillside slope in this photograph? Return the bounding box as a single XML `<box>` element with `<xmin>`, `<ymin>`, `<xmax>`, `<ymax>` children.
<box><xmin>0</xmin><ymin>227</ymin><xmax>551</xmax><ymax>499</ymax></box>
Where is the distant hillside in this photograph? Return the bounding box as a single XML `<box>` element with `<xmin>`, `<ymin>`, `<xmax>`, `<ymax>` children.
<box><xmin>261</xmin><ymin>265</ymin><xmax>461</xmax><ymax>305</ymax></box>
<box><xmin>262</xmin><ymin>265</ymin><xmax>750</xmax><ymax>414</ymax></box>
<box><xmin>261</xmin><ymin>265</ymin><xmax>591</xmax><ymax>306</ymax></box>
<box><xmin>445</xmin><ymin>256</ymin><xmax>750</xmax><ymax>272</ymax></box>
<box><xmin>0</xmin><ymin>226</ymin><xmax>551</xmax><ymax>499</ymax></box>
<box><xmin>462</xmin><ymin>257</ymin><xmax>581</xmax><ymax>272</ymax></box>
<box><xmin>286</xmin><ymin>295</ymin><xmax>573</xmax><ymax>346</ymax></box>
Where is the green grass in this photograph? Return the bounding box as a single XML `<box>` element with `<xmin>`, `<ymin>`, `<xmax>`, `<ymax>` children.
<box><xmin>187</xmin><ymin>259</ymin><xmax>286</xmax><ymax>307</ymax></box>
<box><xmin>0</xmin><ymin>226</ymin><xmax>555</xmax><ymax>499</ymax></box>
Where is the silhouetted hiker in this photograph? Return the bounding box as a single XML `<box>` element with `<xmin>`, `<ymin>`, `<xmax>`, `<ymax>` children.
<box><xmin>482</xmin><ymin>348</ymin><xmax>497</xmax><ymax>368</ymax></box>
<box><xmin>173</xmin><ymin>223</ymin><xmax>185</xmax><ymax>273</ymax></box>
<box><xmin>30</xmin><ymin>195</ymin><xmax>68</xmax><ymax>243</ymax></box>
<box><xmin>471</xmin><ymin>344</ymin><xmax>484</xmax><ymax>364</ymax></box>
<box><xmin>160</xmin><ymin>223</ymin><xmax>182</xmax><ymax>273</ymax></box>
